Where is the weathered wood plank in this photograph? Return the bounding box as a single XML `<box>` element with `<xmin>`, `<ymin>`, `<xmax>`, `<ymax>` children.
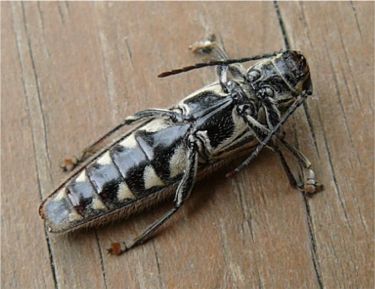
<box><xmin>1</xmin><ymin>3</ymin><xmax>56</xmax><ymax>289</ymax></box>
<box><xmin>279</xmin><ymin>2</ymin><xmax>374</xmax><ymax>289</ymax></box>
<box><xmin>3</xmin><ymin>2</ymin><xmax>115</xmax><ymax>289</ymax></box>
<box><xmin>2</xmin><ymin>2</ymin><xmax>373</xmax><ymax>289</ymax></box>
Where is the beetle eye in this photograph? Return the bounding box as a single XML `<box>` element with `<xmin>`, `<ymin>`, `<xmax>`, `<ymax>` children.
<box><xmin>247</xmin><ymin>69</ymin><xmax>261</xmax><ymax>82</ymax></box>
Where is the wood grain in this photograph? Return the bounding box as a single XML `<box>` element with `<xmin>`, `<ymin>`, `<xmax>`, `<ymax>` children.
<box><xmin>2</xmin><ymin>2</ymin><xmax>373</xmax><ymax>289</ymax></box>
<box><xmin>278</xmin><ymin>3</ymin><xmax>374</xmax><ymax>289</ymax></box>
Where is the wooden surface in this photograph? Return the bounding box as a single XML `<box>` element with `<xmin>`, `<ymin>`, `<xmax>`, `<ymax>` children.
<box><xmin>2</xmin><ymin>2</ymin><xmax>373</xmax><ymax>289</ymax></box>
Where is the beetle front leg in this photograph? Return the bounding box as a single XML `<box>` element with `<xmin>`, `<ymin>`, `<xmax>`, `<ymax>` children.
<box><xmin>189</xmin><ymin>34</ymin><xmax>246</xmax><ymax>79</ymax></box>
<box><xmin>108</xmin><ymin>135</ymin><xmax>199</xmax><ymax>255</ymax></box>
<box><xmin>273</xmin><ymin>144</ymin><xmax>303</xmax><ymax>189</ymax></box>
<box><xmin>227</xmin><ymin>94</ymin><xmax>308</xmax><ymax>177</ymax></box>
<box><xmin>276</xmin><ymin>138</ymin><xmax>323</xmax><ymax>195</ymax></box>
<box><xmin>189</xmin><ymin>34</ymin><xmax>231</xmax><ymax>90</ymax></box>
<box><xmin>233</xmin><ymin>102</ymin><xmax>323</xmax><ymax>195</ymax></box>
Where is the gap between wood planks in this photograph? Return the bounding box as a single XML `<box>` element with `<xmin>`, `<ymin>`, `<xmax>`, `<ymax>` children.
<box><xmin>273</xmin><ymin>2</ymin><xmax>324</xmax><ymax>288</ymax></box>
<box><xmin>13</xmin><ymin>2</ymin><xmax>59</xmax><ymax>289</ymax></box>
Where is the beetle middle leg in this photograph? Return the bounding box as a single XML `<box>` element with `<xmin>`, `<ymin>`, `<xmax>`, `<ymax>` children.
<box><xmin>108</xmin><ymin>135</ymin><xmax>199</xmax><ymax>255</ymax></box>
<box><xmin>61</xmin><ymin>108</ymin><xmax>183</xmax><ymax>172</ymax></box>
<box><xmin>124</xmin><ymin>108</ymin><xmax>183</xmax><ymax>125</ymax></box>
<box><xmin>60</xmin><ymin>121</ymin><xmax>128</xmax><ymax>172</ymax></box>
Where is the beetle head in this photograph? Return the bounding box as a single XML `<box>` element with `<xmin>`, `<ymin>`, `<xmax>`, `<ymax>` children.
<box><xmin>247</xmin><ymin>50</ymin><xmax>312</xmax><ymax>108</ymax></box>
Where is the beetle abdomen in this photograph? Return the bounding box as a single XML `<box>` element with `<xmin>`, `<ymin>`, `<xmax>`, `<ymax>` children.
<box><xmin>40</xmin><ymin>119</ymin><xmax>190</xmax><ymax>232</ymax></box>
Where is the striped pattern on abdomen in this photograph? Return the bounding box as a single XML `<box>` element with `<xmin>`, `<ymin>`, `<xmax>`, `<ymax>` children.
<box><xmin>41</xmin><ymin>120</ymin><xmax>190</xmax><ymax>232</ymax></box>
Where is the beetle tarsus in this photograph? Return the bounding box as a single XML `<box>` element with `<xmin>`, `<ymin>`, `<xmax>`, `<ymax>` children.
<box><xmin>60</xmin><ymin>148</ymin><xmax>96</xmax><ymax>172</ymax></box>
<box><xmin>107</xmin><ymin>242</ymin><xmax>123</xmax><ymax>256</ymax></box>
<box><xmin>60</xmin><ymin>156</ymin><xmax>79</xmax><ymax>172</ymax></box>
<box><xmin>189</xmin><ymin>33</ymin><xmax>218</xmax><ymax>55</ymax></box>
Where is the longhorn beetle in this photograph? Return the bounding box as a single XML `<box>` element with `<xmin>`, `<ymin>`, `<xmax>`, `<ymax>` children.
<box><xmin>39</xmin><ymin>35</ymin><xmax>323</xmax><ymax>255</ymax></box>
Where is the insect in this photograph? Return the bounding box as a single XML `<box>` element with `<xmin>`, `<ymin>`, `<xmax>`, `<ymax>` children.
<box><xmin>39</xmin><ymin>35</ymin><xmax>322</xmax><ymax>255</ymax></box>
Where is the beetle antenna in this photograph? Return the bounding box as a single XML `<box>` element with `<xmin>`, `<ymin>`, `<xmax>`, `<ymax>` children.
<box><xmin>158</xmin><ymin>50</ymin><xmax>283</xmax><ymax>78</ymax></box>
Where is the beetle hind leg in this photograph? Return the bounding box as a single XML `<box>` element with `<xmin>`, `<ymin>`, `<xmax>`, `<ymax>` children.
<box><xmin>108</xmin><ymin>135</ymin><xmax>199</xmax><ymax>255</ymax></box>
<box><xmin>61</xmin><ymin>148</ymin><xmax>96</xmax><ymax>172</ymax></box>
<box><xmin>276</xmin><ymin>138</ymin><xmax>323</xmax><ymax>196</ymax></box>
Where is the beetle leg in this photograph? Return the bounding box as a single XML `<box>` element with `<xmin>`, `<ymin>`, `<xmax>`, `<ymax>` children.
<box><xmin>226</xmin><ymin>93</ymin><xmax>307</xmax><ymax>178</ymax></box>
<box><xmin>189</xmin><ymin>34</ymin><xmax>227</xmax><ymax>59</ymax></box>
<box><xmin>238</xmin><ymin>108</ymin><xmax>268</xmax><ymax>139</ymax></box>
<box><xmin>234</xmin><ymin>103</ymin><xmax>322</xmax><ymax>195</ymax></box>
<box><xmin>61</xmin><ymin>108</ymin><xmax>183</xmax><ymax>172</ymax></box>
<box><xmin>61</xmin><ymin>120</ymin><xmax>129</xmax><ymax>172</ymax></box>
<box><xmin>235</xmin><ymin>104</ymin><xmax>273</xmax><ymax>148</ymax></box>
<box><xmin>216</xmin><ymin>65</ymin><xmax>229</xmax><ymax>92</ymax></box>
<box><xmin>231</xmin><ymin>102</ymin><xmax>320</xmax><ymax>194</ymax></box>
<box><xmin>190</xmin><ymin>34</ymin><xmax>246</xmax><ymax>81</ymax></box>
<box><xmin>192</xmin><ymin>40</ymin><xmax>230</xmax><ymax>93</ymax></box>
<box><xmin>275</xmin><ymin>138</ymin><xmax>323</xmax><ymax>196</ymax></box>
<box><xmin>159</xmin><ymin>35</ymin><xmax>280</xmax><ymax>78</ymax></box>
<box><xmin>273</xmin><ymin>144</ymin><xmax>303</xmax><ymax>189</ymax></box>
<box><xmin>108</xmin><ymin>135</ymin><xmax>199</xmax><ymax>255</ymax></box>
<box><xmin>124</xmin><ymin>108</ymin><xmax>183</xmax><ymax>125</ymax></box>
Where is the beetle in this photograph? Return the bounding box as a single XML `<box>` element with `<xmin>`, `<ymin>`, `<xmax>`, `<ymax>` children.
<box><xmin>39</xmin><ymin>36</ymin><xmax>322</xmax><ymax>255</ymax></box>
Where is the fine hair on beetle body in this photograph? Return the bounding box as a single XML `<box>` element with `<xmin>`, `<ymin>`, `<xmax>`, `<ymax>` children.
<box><xmin>39</xmin><ymin>35</ymin><xmax>322</xmax><ymax>256</ymax></box>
